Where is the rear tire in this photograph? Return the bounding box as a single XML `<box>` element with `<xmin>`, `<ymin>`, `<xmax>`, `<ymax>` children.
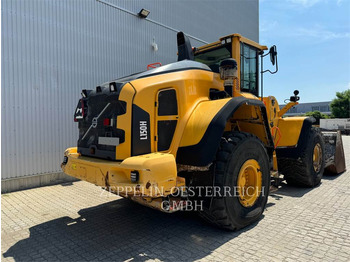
<box><xmin>278</xmin><ymin>127</ymin><xmax>325</xmax><ymax>187</ymax></box>
<box><xmin>199</xmin><ymin>131</ymin><xmax>270</xmax><ymax>231</ymax></box>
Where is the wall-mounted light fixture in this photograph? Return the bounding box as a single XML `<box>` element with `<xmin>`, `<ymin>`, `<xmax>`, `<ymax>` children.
<box><xmin>138</xmin><ymin>8</ymin><xmax>150</xmax><ymax>18</ymax></box>
<box><xmin>96</xmin><ymin>1</ymin><xmax>208</xmax><ymax>44</ymax></box>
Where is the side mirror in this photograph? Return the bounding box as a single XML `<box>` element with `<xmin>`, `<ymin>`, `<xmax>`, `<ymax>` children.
<box><xmin>261</xmin><ymin>45</ymin><xmax>278</xmax><ymax>77</ymax></box>
<box><xmin>269</xmin><ymin>45</ymin><xmax>277</xmax><ymax>66</ymax></box>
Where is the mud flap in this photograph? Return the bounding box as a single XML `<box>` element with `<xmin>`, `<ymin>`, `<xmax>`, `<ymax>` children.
<box><xmin>323</xmin><ymin>131</ymin><xmax>346</xmax><ymax>174</ymax></box>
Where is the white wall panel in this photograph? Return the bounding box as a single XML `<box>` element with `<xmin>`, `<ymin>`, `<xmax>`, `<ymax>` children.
<box><xmin>1</xmin><ymin>0</ymin><xmax>258</xmax><ymax>180</ymax></box>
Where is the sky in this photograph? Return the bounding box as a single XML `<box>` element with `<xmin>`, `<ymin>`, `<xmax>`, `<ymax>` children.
<box><xmin>259</xmin><ymin>0</ymin><xmax>350</xmax><ymax>103</ymax></box>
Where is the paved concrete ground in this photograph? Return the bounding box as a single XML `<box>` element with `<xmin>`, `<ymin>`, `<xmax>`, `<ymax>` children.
<box><xmin>2</xmin><ymin>137</ymin><xmax>350</xmax><ymax>262</ymax></box>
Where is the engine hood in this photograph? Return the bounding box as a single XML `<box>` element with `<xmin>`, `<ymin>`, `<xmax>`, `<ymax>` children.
<box><xmin>104</xmin><ymin>60</ymin><xmax>212</xmax><ymax>85</ymax></box>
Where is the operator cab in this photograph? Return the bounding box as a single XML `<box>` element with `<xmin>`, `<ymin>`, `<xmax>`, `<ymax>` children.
<box><xmin>193</xmin><ymin>34</ymin><xmax>275</xmax><ymax>98</ymax></box>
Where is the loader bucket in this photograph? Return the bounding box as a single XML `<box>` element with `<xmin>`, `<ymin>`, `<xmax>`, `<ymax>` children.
<box><xmin>322</xmin><ymin>131</ymin><xmax>346</xmax><ymax>174</ymax></box>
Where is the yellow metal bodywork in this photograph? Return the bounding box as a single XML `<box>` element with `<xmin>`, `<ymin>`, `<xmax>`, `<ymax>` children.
<box><xmin>279</xmin><ymin>101</ymin><xmax>298</xmax><ymax>117</ymax></box>
<box><xmin>277</xmin><ymin>117</ymin><xmax>306</xmax><ymax>147</ymax></box>
<box><xmin>179</xmin><ymin>98</ymin><xmax>230</xmax><ymax>147</ymax></box>
<box><xmin>116</xmin><ymin>83</ymin><xmax>135</xmax><ymax>160</ymax></box>
<box><xmin>231</xmin><ymin>101</ymin><xmax>270</xmax><ymax>146</ymax></box>
<box><xmin>226</xmin><ymin>34</ymin><xmax>268</xmax><ymax>51</ymax></box>
<box><xmin>261</xmin><ymin>96</ymin><xmax>305</xmax><ymax>148</ymax></box>
<box><xmin>130</xmin><ymin>69</ymin><xmax>223</xmax><ymax>155</ymax></box>
<box><xmin>197</xmin><ymin>33</ymin><xmax>267</xmax><ymax>53</ymax></box>
<box><xmin>62</xmin><ymin>147</ymin><xmax>184</xmax><ymax>197</ymax></box>
<box><xmin>263</xmin><ymin>96</ymin><xmax>280</xmax><ymax>128</ymax></box>
<box><xmin>62</xmin><ymin>33</ymin><xmax>307</xmax><ymax>207</ymax></box>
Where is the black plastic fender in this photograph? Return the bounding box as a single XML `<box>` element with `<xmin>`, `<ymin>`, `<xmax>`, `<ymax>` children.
<box><xmin>176</xmin><ymin>96</ymin><xmax>274</xmax><ymax>166</ymax></box>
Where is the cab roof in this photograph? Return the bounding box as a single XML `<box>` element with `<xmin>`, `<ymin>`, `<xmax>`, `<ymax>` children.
<box><xmin>196</xmin><ymin>33</ymin><xmax>268</xmax><ymax>53</ymax></box>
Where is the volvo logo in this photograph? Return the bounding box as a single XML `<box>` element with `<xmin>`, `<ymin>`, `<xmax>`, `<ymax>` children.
<box><xmin>81</xmin><ymin>103</ymin><xmax>111</xmax><ymax>140</ymax></box>
<box><xmin>92</xmin><ymin>117</ymin><xmax>98</xmax><ymax>128</ymax></box>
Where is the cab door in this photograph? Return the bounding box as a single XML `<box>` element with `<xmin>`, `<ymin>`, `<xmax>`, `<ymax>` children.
<box><xmin>240</xmin><ymin>42</ymin><xmax>259</xmax><ymax>96</ymax></box>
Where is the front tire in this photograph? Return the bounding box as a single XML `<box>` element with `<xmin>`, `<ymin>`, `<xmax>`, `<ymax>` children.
<box><xmin>200</xmin><ymin>132</ymin><xmax>270</xmax><ymax>231</ymax></box>
<box><xmin>277</xmin><ymin>127</ymin><xmax>325</xmax><ymax>187</ymax></box>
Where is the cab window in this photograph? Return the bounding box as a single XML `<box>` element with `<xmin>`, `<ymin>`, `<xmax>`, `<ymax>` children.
<box><xmin>194</xmin><ymin>44</ymin><xmax>232</xmax><ymax>73</ymax></box>
<box><xmin>240</xmin><ymin>43</ymin><xmax>258</xmax><ymax>96</ymax></box>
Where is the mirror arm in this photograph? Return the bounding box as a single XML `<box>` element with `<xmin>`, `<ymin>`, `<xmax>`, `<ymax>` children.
<box><xmin>262</xmin><ymin>55</ymin><xmax>278</xmax><ymax>74</ymax></box>
<box><xmin>260</xmin><ymin>46</ymin><xmax>278</xmax><ymax>101</ymax></box>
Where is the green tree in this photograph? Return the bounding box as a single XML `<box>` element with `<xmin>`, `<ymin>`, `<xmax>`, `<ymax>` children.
<box><xmin>305</xmin><ymin>110</ymin><xmax>329</xmax><ymax>125</ymax></box>
<box><xmin>330</xmin><ymin>89</ymin><xmax>350</xmax><ymax>118</ymax></box>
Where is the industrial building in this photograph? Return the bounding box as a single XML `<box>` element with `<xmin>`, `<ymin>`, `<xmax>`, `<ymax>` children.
<box><xmin>1</xmin><ymin>0</ymin><xmax>259</xmax><ymax>192</ymax></box>
<box><xmin>280</xmin><ymin>101</ymin><xmax>332</xmax><ymax>117</ymax></box>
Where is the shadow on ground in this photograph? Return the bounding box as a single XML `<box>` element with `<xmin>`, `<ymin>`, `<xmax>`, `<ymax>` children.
<box><xmin>322</xmin><ymin>171</ymin><xmax>346</xmax><ymax>180</ymax></box>
<box><xmin>3</xmin><ymin>199</ymin><xmax>263</xmax><ymax>262</ymax></box>
<box><xmin>270</xmin><ymin>169</ymin><xmax>346</xmax><ymax>200</ymax></box>
<box><xmin>269</xmin><ymin>181</ymin><xmax>314</xmax><ymax>199</ymax></box>
<box><xmin>5</xmin><ymin>169</ymin><xmax>346</xmax><ymax>261</ymax></box>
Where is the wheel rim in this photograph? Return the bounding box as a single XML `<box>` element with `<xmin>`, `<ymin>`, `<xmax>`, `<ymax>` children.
<box><xmin>237</xmin><ymin>159</ymin><xmax>262</xmax><ymax>207</ymax></box>
<box><xmin>313</xmin><ymin>143</ymin><xmax>322</xmax><ymax>173</ymax></box>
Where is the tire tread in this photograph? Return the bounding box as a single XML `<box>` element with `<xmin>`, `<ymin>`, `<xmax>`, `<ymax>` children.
<box><xmin>278</xmin><ymin>127</ymin><xmax>325</xmax><ymax>187</ymax></box>
<box><xmin>199</xmin><ymin>131</ymin><xmax>264</xmax><ymax>231</ymax></box>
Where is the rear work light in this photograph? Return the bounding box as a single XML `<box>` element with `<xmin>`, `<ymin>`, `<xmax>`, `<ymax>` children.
<box><xmin>110</xmin><ymin>82</ymin><xmax>117</xmax><ymax>92</ymax></box>
<box><xmin>81</xmin><ymin>89</ymin><xmax>88</xmax><ymax>98</ymax></box>
<box><xmin>74</xmin><ymin>99</ymin><xmax>85</xmax><ymax>122</ymax></box>
<box><xmin>103</xmin><ymin>118</ymin><xmax>110</xmax><ymax>126</ymax></box>
<box><xmin>130</xmin><ymin>171</ymin><xmax>139</xmax><ymax>182</ymax></box>
<box><xmin>103</xmin><ymin>118</ymin><xmax>115</xmax><ymax>127</ymax></box>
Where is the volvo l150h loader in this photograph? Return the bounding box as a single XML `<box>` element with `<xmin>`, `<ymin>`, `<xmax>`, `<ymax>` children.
<box><xmin>62</xmin><ymin>32</ymin><xmax>346</xmax><ymax>230</ymax></box>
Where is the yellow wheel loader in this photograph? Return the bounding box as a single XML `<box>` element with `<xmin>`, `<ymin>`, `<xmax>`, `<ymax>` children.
<box><xmin>62</xmin><ymin>32</ymin><xmax>346</xmax><ymax>230</ymax></box>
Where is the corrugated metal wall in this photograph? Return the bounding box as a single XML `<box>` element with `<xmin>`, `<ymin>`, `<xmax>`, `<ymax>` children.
<box><xmin>1</xmin><ymin>0</ymin><xmax>258</xmax><ymax>180</ymax></box>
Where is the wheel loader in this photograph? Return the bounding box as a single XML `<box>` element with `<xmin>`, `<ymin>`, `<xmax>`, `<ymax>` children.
<box><xmin>62</xmin><ymin>32</ymin><xmax>346</xmax><ymax>230</ymax></box>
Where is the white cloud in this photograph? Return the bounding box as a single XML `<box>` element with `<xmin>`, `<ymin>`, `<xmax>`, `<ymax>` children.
<box><xmin>260</xmin><ymin>20</ymin><xmax>278</xmax><ymax>32</ymax></box>
<box><xmin>261</xmin><ymin>22</ymin><xmax>350</xmax><ymax>43</ymax></box>
<box><xmin>287</xmin><ymin>0</ymin><xmax>345</xmax><ymax>8</ymax></box>
<box><xmin>294</xmin><ymin>27</ymin><xmax>350</xmax><ymax>41</ymax></box>
<box><xmin>337</xmin><ymin>0</ymin><xmax>344</xmax><ymax>5</ymax></box>
<box><xmin>287</xmin><ymin>0</ymin><xmax>324</xmax><ymax>8</ymax></box>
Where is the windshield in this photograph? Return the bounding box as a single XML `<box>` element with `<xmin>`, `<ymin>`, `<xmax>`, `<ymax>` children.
<box><xmin>194</xmin><ymin>44</ymin><xmax>232</xmax><ymax>73</ymax></box>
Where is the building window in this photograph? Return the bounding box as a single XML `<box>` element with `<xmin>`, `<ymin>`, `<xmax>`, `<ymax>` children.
<box><xmin>240</xmin><ymin>43</ymin><xmax>258</xmax><ymax>96</ymax></box>
<box><xmin>311</xmin><ymin>106</ymin><xmax>320</xmax><ymax>111</ymax></box>
<box><xmin>320</xmin><ymin>106</ymin><xmax>328</xmax><ymax>112</ymax></box>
